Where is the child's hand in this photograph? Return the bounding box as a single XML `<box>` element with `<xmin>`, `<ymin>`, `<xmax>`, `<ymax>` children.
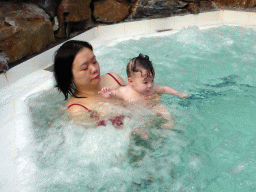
<box><xmin>180</xmin><ymin>93</ymin><xmax>189</xmax><ymax>98</ymax></box>
<box><xmin>98</xmin><ymin>86</ymin><xmax>113</xmax><ymax>98</ymax></box>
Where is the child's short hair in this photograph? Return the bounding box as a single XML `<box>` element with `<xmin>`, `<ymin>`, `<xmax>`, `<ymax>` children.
<box><xmin>126</xmin><ymin>53</ymin><xmax>155</xmax><ymax>78</ymax></box>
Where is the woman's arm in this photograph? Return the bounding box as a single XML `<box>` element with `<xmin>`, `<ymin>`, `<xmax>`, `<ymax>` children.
<box><xmin>67</xmin><ymin>105</ymin><xmax>93</xmax><ymax>125</ymax></box>
<box><xmin>66</xmin><ymin>97</ymin><xmax>101</xmax><ymax>125</ymax></box>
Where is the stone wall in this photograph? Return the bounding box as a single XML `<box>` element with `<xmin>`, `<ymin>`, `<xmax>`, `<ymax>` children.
<box><xmin>0</xmin><ymin>0</ymin><xmax>256</xmax><ymax>72</ymax></box>
<box><xmin>214</xmin><ymin>0</ymin><xmax>256</xmax><ymax>8</ymax></box>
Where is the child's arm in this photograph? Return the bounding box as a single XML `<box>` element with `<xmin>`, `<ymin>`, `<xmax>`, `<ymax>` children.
<box><xmin>154</xmin><ymin>84</ymin><xmax>189</xmax><ymax>98</ymax></box>
<box><xmin>98</xmin><ymin>86</ymin><xmax>123</xmax><ymax>99</ymax></box>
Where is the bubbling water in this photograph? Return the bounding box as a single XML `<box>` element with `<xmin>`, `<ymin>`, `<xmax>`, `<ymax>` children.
<box><xmin>24</xmin><ymin>88</ymin><xmax>186</xmax><ymax>191</ymax></box>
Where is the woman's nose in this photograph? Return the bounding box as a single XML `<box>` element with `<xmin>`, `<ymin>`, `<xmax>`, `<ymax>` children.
<box><xmin>89</xmin><ymin>64</ymin><xmax>97</xmax><ymax>73</ymax></box>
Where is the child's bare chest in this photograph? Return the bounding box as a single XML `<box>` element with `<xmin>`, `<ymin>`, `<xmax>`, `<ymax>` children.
<box><xmin>122</xmin><ymin>89</ymin><xmax>154</xmax><ymax>103</ymax></box>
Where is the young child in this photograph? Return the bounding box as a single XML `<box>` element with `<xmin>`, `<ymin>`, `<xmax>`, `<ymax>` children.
<box><xmin>99</xmin><ymin>54</ymin><xmax>188</xmax><ymax>135</ymax></box>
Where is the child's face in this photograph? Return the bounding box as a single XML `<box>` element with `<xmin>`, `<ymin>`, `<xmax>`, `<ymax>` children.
<box><xmin>130</xmin><ymin>69</ymin><xmax>154</xmax><ymax>95</ymax></box>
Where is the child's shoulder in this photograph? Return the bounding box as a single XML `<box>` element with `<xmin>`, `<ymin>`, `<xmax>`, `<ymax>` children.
<box><xmin>117</xmin><ymin>84</ymin><xmax>128</xmax><ymax>91</ymax></box>
<box><xmin>153</xmin><ymin>83</ymin><xmax>164</xmax><ymax>93</ymax></box>
<box><xmin>116</xmin><ymin>84</ymin><xmax>131</xmax><ymax>95</ymax></box>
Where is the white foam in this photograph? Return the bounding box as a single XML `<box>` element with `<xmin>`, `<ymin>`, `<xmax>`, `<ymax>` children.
<box><xmin>232</xmin><ymin>162</ymin><xmax>247</xmax><ymax>174</ymax></box>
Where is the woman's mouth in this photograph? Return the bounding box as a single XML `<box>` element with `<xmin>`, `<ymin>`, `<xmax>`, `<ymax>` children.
<box><xmin>93</xmin><ymin>74</ymin><xmax>100</xmax><ymax>79</ymax></box>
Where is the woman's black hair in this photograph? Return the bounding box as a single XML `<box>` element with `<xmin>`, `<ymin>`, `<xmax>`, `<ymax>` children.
<box><xmin>53</xmin><ymin>40</ymin><xmax>93</xmax><ymax>100</ymax></box>
<box><xmin>127</xmin><ymin>53</ymin><xmax>155</xmax><ymax>78</ymax></box>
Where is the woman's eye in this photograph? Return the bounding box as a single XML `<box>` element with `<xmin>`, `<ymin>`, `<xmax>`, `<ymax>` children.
<box><xmin>92</xmin><ymin>59</ymin><xmax>97</xmax><ymax>64</ymax></box>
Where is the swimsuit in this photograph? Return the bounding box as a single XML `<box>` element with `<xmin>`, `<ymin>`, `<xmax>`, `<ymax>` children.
<box><xmin>67</xmin><ymin>103</ymin><xmax>125</xmax><ymax>127</ymax></box>
<box><xmin>67</xmin><ymin>73</ymin><xmax>125</xmax><ymax>127</ymax></box>
<box><xmin>106</xmin><ymin>73</ymin><xmax>122</xmax><ymax>86</ymax></box>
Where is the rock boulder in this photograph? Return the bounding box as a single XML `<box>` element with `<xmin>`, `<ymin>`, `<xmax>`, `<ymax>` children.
<box><xmin>56</xmin><ymin>0</ymin><xmax>92</xmax><ymax>38</ymax></box>
<box><xmin>0</xmin><ymin>3</ymin><xmax>55</xmax><ymax>63</ymax></box>
<box><xmin>213</xmin><ymin>0</ymin><xmax>256</xmax><ymax>8</ymax></box>
<box><xmin>93</xmin><ymin>0</ymin><xmax>130</xmax><ymax>23</ymax></box>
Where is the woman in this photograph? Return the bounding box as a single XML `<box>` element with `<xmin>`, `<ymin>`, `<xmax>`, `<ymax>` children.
<box><xmin>54</xmin><ymin>40</ymin><xmax>126</xmax><ymax>126</ymax></box>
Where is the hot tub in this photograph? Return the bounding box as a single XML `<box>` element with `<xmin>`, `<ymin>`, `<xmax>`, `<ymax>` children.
<box><xmin>1</xmin><ymin>10</ymin><xmax>256</xmax><ymax>191</ymax></box>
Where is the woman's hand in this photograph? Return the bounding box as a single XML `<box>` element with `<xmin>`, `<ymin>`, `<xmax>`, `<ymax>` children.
<box><xmin>144</xmin><ymin>92</ymin><xmax>160</xmax><ymax>106</ymax></box>
<box><xmin>131</xmin><ymin>127</ymin><xmax>149</xmax><ymax>140</ymax></box>
<box><xmin>90</xmin><ymin>110</ymin><xmax>100</xmax><ymax>119</ymax></box>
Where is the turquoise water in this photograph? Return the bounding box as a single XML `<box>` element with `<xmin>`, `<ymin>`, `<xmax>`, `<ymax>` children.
<box><xmin>26</xmin><ymin>26</ymin><xmax>256</xmax><ymax>191</ymax></box>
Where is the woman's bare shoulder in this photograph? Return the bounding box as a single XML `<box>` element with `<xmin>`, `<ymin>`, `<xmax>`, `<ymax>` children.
<box><xmin>100</xmin><ymin>73</ymin><xmax>126</xmax><ymax>88</ymax></box>
<box><xmin>108</xmin><ymin>72</ymin><xmax>123</xmax><ymax>79</ymax></box>
<box><xmin>110</xmin><ymin>72</ymin><xmax>126</xmax><ymax>85</ymax></box>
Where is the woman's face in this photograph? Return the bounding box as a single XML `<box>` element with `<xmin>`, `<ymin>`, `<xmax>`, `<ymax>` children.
<box><xmin>72</xmin><ymin>47</ymin><xmax>100</xmax><ymax>87</ymax></box>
